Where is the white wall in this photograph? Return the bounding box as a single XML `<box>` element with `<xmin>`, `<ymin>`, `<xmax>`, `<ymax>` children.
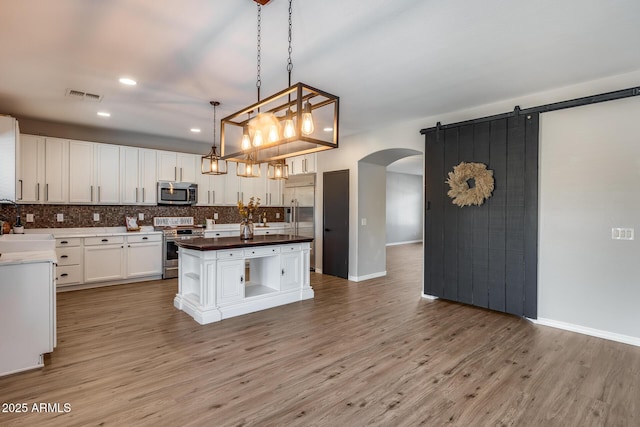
<box><xmin>356</xmin><ymin>162</ymin><xmax>387</xmax><ymax>280</ymax></box>
<box><xmin>315</xmin><ymin>68</ymin><xmax>640</xmax><ymax>281</ymax></box>
<box><xmin>386</xmin><ymin>172</ymin><xmax>423</xmax><ymax>245</ymax></box>
<box><xmin>538</xmin><ymin>95</ymin><xmax>640</xmax><ymax>344</ymax></box>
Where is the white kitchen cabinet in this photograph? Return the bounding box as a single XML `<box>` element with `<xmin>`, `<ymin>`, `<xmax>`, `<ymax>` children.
<box><xmin>16</xmin><ymin>134</ymin><xmax>45</xmax><ymax>203</ymax></box>
<box><xmin>223</xmin><ymin>162</ymin><xmax>242</xmax><ymax>204</ymax></box>
<box><xmin>84</xmin><ymin>236</ymin><xmax>125</xmax><ymax>283</ymax></box>
<box><xmin>241</xmin><ymin>173</ymin><xmax>264</xmax><ymax>205</ymax></box>
<box><xmin>197</xmin><ymin>173</ymin><xmax>226</xmax><ymax>206</ymax></box>
<box><xmin>43</xmin><ymin>137</ymin><xmax>69</xmax><ymax>203</ymax></box>
<box><xmin>120</xmin><ymin>147</ymin><xmax>157</xmax><ymax>205</ymax></box>
<box><xmin>125</xmin><ymin>234</ymin><xmax>162</xmax><ymax>278</ymax></box>
<box><xmin>216</xmin><ymin>257</ymin><xmax>245</xmax><ymax>304</ymax></box>
<box><xmin>264</xmin><ymin>164</ymin><xmax>283</xmax><ymax>206</ymax></box>
<box><xmin>281</xmin><ymin>246</ymin><xmax>302</xmax><ymax>291</ymax></box>
<box><xmin>286</xmin><ymin>153</ymin><xmax>316</xmax><ymax>175</ymax></box>
<box><xmin>157</xmin><ymin>151</ymin><xmax>197</xmax><ymax>182</ymax></box>
<box><xmin>68</xmin><ymin>140</ymin><xmax>95</xmax><ymax>203</ymax></box>
<box><xmin>55</xmin><ymin>237</ymin><xmax>83</xmax><ymax>287</ymax></box>
<box><xmin>94</xmin><ymin>143</ymin><xmax>120</xmax><ymax>204</ymax></box>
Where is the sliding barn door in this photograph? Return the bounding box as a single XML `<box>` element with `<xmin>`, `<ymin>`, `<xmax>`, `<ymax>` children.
<box><xmin>423</xmin><ymin>113</ymin><xmax>538</xmax><ymax>318</ymax></box>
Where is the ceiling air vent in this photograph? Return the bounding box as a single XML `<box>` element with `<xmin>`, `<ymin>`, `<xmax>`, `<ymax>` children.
<box><xmin>65</xmin><ymin>88</ymin><xmax>103</xmax><ymax>102</ymax></box>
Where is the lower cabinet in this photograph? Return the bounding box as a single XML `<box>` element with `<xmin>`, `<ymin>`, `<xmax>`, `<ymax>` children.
<box><xmin>84</xmin><ymin>236</ymin><xmax>126</xmax><ymax>283</ymax></box>
<box><xmin>281</xmin><ymin>248</ymin><xmax>302</xmax><ymax>291</ymax></box>
<box><xmin>55</xmin><ymin>232</ymin><xmax>162</xmax><ymax>289</ymax></box>
<box><xmin>216</xmin><ymin>257</ymin><xmax>245</xmax><ymax>304</ymax></box>
<box><xmin>126</xmin><ymin>234</ymin><xmax>162</xmax><ymax>278</ymax></box>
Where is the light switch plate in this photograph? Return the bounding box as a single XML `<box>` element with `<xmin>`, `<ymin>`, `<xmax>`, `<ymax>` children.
<box><xmin>26</xmin><ymin>214</ymin><xmax>34</xmax><ymax>222</ymax></box>
<box><xmin>612</xmin><ymin>227</ymin><xmax>634</xmax><ymax>240</ymax></box>
<box><xmin>138</xmin><ymin>213</ymin><xmax>144</xmax><ymax>221</ymax></box>
<box><xmin>361</xmin><ymin>218</ymin><xmax>367</xmax><ymax>226</ymax></box>
<box><xmin>93</xmin><ymin>213</ymin><xmax>100</xmax><ymax>222</ymax></box>
<box><xmin>275</xmin><ymin>212</ymin><xmax>280</xmax><ymax>219</ymax></box>
<box><xmin>56</xmin><ymin>213</ymin><xmax>64</xmax><ymax>222</ymax></box>
<box><xmin>214</xmin><ymin>213</ymin><xmax>219</xmax><ymax>220</ymax></box>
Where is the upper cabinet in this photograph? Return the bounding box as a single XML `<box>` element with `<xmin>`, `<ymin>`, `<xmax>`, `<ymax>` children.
<box><xmin>286</xmin><ymin>153</ymin><xmax>316</xmax><ymax>175</ymax></box>
<box><xmin>68</xmin><ymin>142</ymin><xmax>120</xmax><ymax>204</ymax></box>
<box><xmin>94</xmin><ymin>143</ymin><xmax>120</xmax><ymax>204</ymax></box>
<box><xmin>16</xmin><ymin>134</ymin><xmax>45</xmax><ymax>203</ymax></box>
<box><xmin>121</xmin><ymin>147</ymin><xmax>157</xmax><ymax>205</ymax></box>
<box><xmin>43</xmin><ymin>137</ymin><xmax>69</xmax><ymax>203</ymax></box>
<box><xmin>157</xmin><ymin>151</ymin><xmax>198</xmax><ymax>182</ymax></box>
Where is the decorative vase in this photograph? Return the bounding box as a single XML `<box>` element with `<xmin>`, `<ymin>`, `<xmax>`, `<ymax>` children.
<box><xmin>240</xmin><ymin>217</ymin><xmax>254</xmax><ymax>240</ymax></box>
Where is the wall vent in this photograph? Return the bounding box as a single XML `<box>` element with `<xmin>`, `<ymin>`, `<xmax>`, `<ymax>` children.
<box><xmin>65</xmin><ymin>88</ymin><xmax>103</xmax><ymax>102</ymax></box>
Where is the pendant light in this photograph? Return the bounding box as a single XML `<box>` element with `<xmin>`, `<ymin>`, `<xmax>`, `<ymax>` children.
<box><xmin>220</xmin><ymin>0</ymin><xmax>339</xmax><ymax>163</ymax></box>
<box><xmin>201</xmin><ymin>101</ymin><xmax>228</xmax><ymax>175</ymax></box>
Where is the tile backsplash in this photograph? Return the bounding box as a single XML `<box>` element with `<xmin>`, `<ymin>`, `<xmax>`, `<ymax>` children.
<box><xmin>0</xmin><ymin>204</ymin><xmax>285</xmax><ymax>229</ymax></box>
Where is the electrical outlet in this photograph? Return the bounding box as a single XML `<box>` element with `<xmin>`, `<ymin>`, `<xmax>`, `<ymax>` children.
<box><xmin>361</xmin><ymin>218</ymin><xmax>367</xmax><ymax>226</ymax></box>
<box><xmin>26</xmin><ymin>214</ymin><xmax>34</xmax><ymax>223</ymax></box>
<box><xmin>213</xmin><ymin>213</ymin><xmax>219</xmax><ymax>220</ymax></box>
<box><xmin>275</xmin><ymin>212</ymin><xmax>280</xmax><ymax>219</ymax></box>
<box><xmin>56</xmin><ymin>213</ymin><xmax>64</xmax><ymax>222</ymax></box>
<box><xmin>93</xmin><ymin>213</ymin><xmax>100</xmax><ymax>222</ymax></box>
<box><xmin>138</xmin><ymin>213</ymin><xmax>144</xmax><ymax>221</ymax></box>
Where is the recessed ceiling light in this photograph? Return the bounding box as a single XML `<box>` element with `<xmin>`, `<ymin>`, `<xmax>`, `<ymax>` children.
<box><xmin>97</xmin><ymin>111</ymin><xmax>111</xmax><ymax>117</ymax></box>
<box><xmin>190</xmin><ymin>128</ymin><xmax>201</xmax><ymax>133</ymax></box>
<box><xmin>323</xmin><ymin>127</ymin><xmax>333</xmax><ymax>132</ymax></box>
<box><xmin>119</xmin><ymin>77</ymin><xmax>137</xmax><ymax>86</ymax></box>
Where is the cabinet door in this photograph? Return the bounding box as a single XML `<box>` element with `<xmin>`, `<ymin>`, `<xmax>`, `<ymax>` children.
<box><xmin>177</xmin><ymin>153</ymin><xmax>197</xmax><ymax>183</ymax></box>
<box><xmin>120</xmin><ymin>146</ymin><xmax>140</xmax><ymax>204</ymax></box>
<box><xmin>84</xmin><ymin>245</ymin><xmax>125</xmax><ymax>283</ymax></box>
<box><xmin>139</xmin><ymin>149</ymin><xmax>157</xmax><ymax>204</ymax></box>
<box><xmin>303</xmin><ymin>154</ymin><xmax>316</xmax><ymax>173</ymax></box>
<box><xmin>265</xmin><ymin>167</ymin><xmax>282</xmax><ymax>206</ymax></box>
<box><xmin>242</xmin><ymin>174</ymin><xmax>264</xmax><ymax>205</ymax></box>
<box><xmin>17</xmin><ymin>134</ymin><xmax>45</xmax><ymax>203</ymax></box>
<box><xmin>44</xmin><ymin>137</ymin><xmax>68</xmax><ymax>203</ymax></box>
<box><xmin>216</xmin><ymin>259</ymin><xmax>245</xmax><ymax>304</ymax></box>
<box><xmin>223</xmin><ymin>162</ymin><xmax>241</xmax><ymax>205</ymax></box>
<box><xmin>94</xmin><ymin>144</ymin><xmax>120</xmax><ymax>204</ymax></box>
<box><xmin>157</xmin><ymin>151</ymin><xmax>177</xmax><ymax>181</ymax></box>
<box><xmin>126</xmin><ymin>242</ymin><xmax>162</xmax><ymax>278</ymax></box>
<box><xmin>68</xmin><ymin>140</ymin><xmax>95</xmax><ymax>203</ymax></box>
<box><xmin>281</xmin><ymin>251</ymin><xmax>302</xmax><ymax>290</ymax></box>
<box><xmin>196</xmin><ymin>173</ymin><xmax>212</xmax><ymax>206</ymax></box>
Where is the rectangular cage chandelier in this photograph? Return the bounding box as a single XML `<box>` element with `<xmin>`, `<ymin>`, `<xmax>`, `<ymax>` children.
<box><xmin>220</xmin><ymin>82</ymin><xmax>339</xmax><ymax>163</ymax></box>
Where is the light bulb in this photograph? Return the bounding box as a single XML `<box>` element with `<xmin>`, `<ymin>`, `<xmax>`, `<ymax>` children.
<box><xmin>253</xmin><ymin>129</ymin><xmax>263</xmax><ymax>147</ymax></box>
<box><xmin>283</xmin><ymin>110</ymin><xmax>295</xmax><ymax>138</ymax></box>
<box><xmin>301</xmin><ymin>101</ymin><xmax>314</xmax><ymax>135</ymax></box>
<box><xmin>275</xmin><ymin>166</ymin><xmax>282</xmax><ymax>177</ymax></box>
<box><xmin>247</xmin><ymin>164</ymin><xmax>253</xmax><ymax>175</ymax></box>
<box><xmin>268</xmin><ymin>124</ymin><xmax>279</xmax><ymax>143</ymax></box>
<box><xmin>211</xmin><ymin>161</ymin><xmax>217</xmax><ymax>172</ymax></box>
<box><xmin>241</xmin><ymin>126</ymin><xmax>251</xmax><ymax>150</ymax></box>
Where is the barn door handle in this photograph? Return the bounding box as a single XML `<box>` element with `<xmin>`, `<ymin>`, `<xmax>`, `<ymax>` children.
<box><xmin>324</xmin><ymin>228</ymin><xmax>331</xmax><ymax>232</ymax></box>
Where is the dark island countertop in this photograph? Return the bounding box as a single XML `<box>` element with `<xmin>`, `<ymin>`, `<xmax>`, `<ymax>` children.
<box><xmin>176</xmin><ymin>234</ymin><xmax>313</xmax><ymax>251</ymax></box>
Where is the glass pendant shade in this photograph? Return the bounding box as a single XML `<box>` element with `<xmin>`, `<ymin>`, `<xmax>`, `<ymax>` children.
<box><xmin>301</xmin><ymin>101</ymin><xmax>314</xmax><ymax>135</ymax></box>
<box><xmin>268</xmin><ymin>124</ymin><xmax>279</xmax><ymax>143</ymax></box>
<box><xmin>236</xmin><ymin>152</ymin><xmax>261</xmax><ymax>178</ymax></box>
<box><xmin>241</xmin><ymin>126</ymin><xmax>252</xmax><ymax>150</ymax></box>
<box><xmin>253</xmin><ymin>129</ymin><xmax>264</xmax><ymax>147</ymax></box>
<box><xmin>267</xmin><ymin>161</ymin><xmax>289</xmax><ymax>180</ymax></box>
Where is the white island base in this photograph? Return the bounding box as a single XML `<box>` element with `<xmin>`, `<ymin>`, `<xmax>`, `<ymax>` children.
<box><xmin>174</xmin><ymin>240</ymin><xmax>313</xmax><ymax>324</ymax></box>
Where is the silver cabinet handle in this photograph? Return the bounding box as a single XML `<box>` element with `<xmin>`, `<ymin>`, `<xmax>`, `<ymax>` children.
<box><xmin>136</xmin><ymin>187</ymin><xmax>139</xmax><ymax>203</ymax></box>
<box><xmin>212</xmin><ymin>190</ymin><xmax>215</xmax><ymax>204</ymax></box>
<box><xmin>237</xmin><ymin>192</ymin><xmax>239</xmax><ymax>202</ymax></box>
<box><xmin>98</xmin><ymin>186</ymin><xmax>101</xmax><ymax>202</ymax></box>
<box><xmin>46</xmin><ymin>183</ymin><xmax>49</xmax><ymax>201</ymax></box>
<box><xmin>18</xmin><ymin>179</ymin><xmax>23</xmax><ymax>200</ymax></box>
<box><xmin>37</xmin><ymin>183</ymin><xmax>40</xmax><ymax>201</ymax></box>
<box><xmin>180</xmin><ymin>168</ymin><xmax>183</xmax><ymax>182</ymax></box>
<box><xmin>266</xmin><ymin>192</ymin><xmax>268</xmax><ymax>205</ymax></box>
<box><xmin>174</xmin><ymin>167</ymin><xmax>177</xmax><ymax>181</ymax></box>
<box><xmin>207</xmin><ymin>191</ymin><xmax>211</xmax><ymax>204</ymax></box>
<box><xmin>91</xmin><ymin>185</ymin><xmax>94</xmax><ymax>202</ymax></box>
<box><xmin>142</xmin><ymin>187</ymin><xmax>145</xmax><ymax>203</ymax></box>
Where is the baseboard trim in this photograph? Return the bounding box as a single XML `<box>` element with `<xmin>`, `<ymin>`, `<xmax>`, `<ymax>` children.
<box><xmin>531</xmin><ymin>317</ymin><xmax>640</xmax><ymax>347</ymax></box>
<box><xmin>421</xmin><ymin>293</ymin><xmax>439</xmax><ymax>300</ymax></box>
<box><xmin>386</xmin><ymin>240</ymin><xmax>423</xmax><ymax>247</ymax></box>
<box><xmin>348</xmin><ymin>271</ymin><xmax>387</xmax><ymax>282</ymax></box>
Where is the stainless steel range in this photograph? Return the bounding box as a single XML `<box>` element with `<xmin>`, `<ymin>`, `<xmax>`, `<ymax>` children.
<box><xmin>154</xmin><ymin>217</ymin><xmax>204</xmax><ymax>279</ymax></box>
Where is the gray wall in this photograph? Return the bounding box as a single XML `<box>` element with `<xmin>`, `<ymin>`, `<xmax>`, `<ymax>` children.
<box><xmin>357</xmin><ymin>161</ymin><xmax>387</xmax><ymax>279</ymax></box>
<box><xmin>538</xmin><ymin>95</ymin><xmax>640</xmax><ymax>343</ymax></box>
<box><xmin>386</xmin><ymin>171</ymin><xmax>423</xmax><ymax>245</ymax></box>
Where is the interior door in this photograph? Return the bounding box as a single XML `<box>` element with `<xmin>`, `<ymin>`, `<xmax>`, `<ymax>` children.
<box><xmin>323</xmin><ymin>170</ymin><xmax>349</xmax><ymax>279</ymax></box>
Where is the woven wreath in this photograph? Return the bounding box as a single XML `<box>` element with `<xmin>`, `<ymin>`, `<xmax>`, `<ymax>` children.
<box><xmin>445</xmin><ymin>162</ymin><xmax>494</xmax><ymax>207</ymax></box>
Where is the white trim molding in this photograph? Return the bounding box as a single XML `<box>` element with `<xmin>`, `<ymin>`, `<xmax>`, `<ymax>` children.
<box><xmin>348</xmin><ymin>271</ymin><xmax>386</xmax><ymax>282</ymax></box>
<box><xmin>531</xmin><ymin>317</ymin><xmax>640</xmax><ymax>348</ymax></box>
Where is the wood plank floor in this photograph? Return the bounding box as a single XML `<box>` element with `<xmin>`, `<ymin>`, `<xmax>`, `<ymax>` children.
<box><xmin>1</xmin><ymin>243</ymin><xmax>639</xmax><ymax>426</ymax></box>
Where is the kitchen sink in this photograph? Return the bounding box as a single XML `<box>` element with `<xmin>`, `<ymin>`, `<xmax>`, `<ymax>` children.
<box><xmin>0</xmin><ymin>234</ymin><xmax>55</xmax><ymax>252</ymax></box>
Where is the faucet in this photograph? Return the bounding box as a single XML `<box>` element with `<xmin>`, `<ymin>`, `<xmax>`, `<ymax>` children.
<box><xmin>0</xmin><ymin>199</ymin><xmax>21</xmax><ymax>227</ymax></box>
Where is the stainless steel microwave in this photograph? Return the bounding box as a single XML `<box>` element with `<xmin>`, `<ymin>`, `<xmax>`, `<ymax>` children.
<box><xmin>157</xmin><ymin>181</ymin><xmax>198</xmax><ymax>205</ymax></box>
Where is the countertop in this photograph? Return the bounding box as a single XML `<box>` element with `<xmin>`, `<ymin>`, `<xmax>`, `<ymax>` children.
<box><xmin>176</xmin><ymin>234</ymin><xmax>313</xmax><ymax>251</ymax></box>
<box><xmin>0</xmin><ymin>250</ymin><xmax>57</xmax><ymax>266</ymax></box>
<box><xmin>23</xmin><ymin>226</ymin><xmax>160</xmax><ymax>238</ymax></box>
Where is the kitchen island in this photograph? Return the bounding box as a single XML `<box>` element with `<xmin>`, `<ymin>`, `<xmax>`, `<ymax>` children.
<box><xmin>174</xmin><ymin>234</ymin><xmax>313</xmax><ymax>324</ymax></box>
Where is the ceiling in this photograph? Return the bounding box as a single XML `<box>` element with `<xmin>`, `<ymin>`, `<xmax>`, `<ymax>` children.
<box><xmin>1</xmin><ymin>0</ymin><xmax>639</xmax><ymax>151</ymax></box>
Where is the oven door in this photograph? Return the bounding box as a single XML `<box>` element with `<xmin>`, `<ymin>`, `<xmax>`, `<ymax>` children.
<box><xmin>163</xmin><ymin>238</ymin><xmax>180</xmax><ymax>279</ymax></box>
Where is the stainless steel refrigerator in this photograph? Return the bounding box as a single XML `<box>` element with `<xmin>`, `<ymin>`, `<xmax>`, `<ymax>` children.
<box><xmin>284</xmin><ymin>173</ymin><xmax>315</xmax><ymax>270</ymax></box>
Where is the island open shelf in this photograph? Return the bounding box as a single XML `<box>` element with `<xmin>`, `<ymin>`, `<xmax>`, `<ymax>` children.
<box><xmin>173</xmin><ymin>234</ymin><xmax>313</xmax><ymax>324</ymax></box>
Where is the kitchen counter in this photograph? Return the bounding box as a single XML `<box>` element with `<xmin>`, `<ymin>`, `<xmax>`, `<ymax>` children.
<box><xmin>176</xmin><ymin>234</ymin><xmax>313</xmax><ymax>251</ymax></box>
<box><xmin>24</xmin><ymin>226</ymin><xmax>160</xmax><ymax>238</ymax></box>
<box><xmin>174</xmin><ymin>238</ymin><xmax>313</xmax><ymax>324</ymax></box>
